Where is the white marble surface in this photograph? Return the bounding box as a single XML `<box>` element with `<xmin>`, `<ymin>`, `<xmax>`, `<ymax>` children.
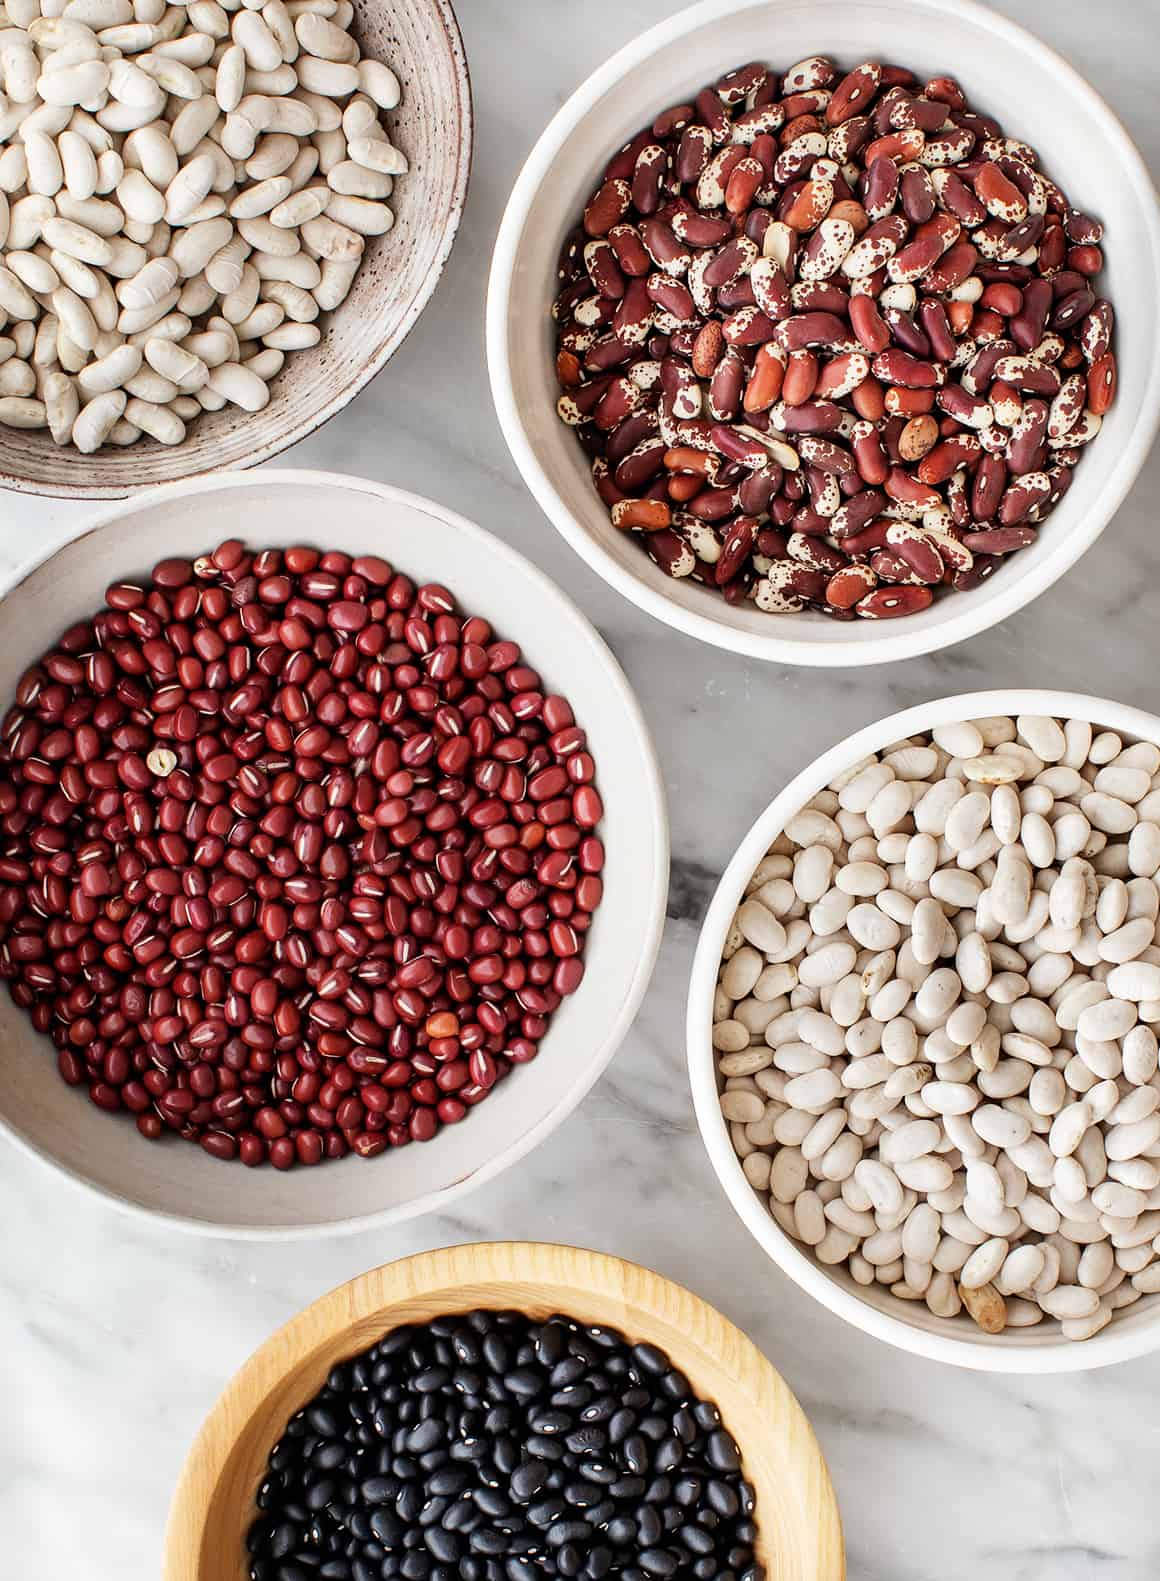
<box><xmin>4</xmin><ymin>1</ymin><xmax>1160</xmax><ymax>1576</ymax></box>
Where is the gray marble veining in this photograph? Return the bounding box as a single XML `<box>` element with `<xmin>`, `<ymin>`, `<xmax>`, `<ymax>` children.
<box><xmin>3</xmin><ymin>2</ymin><xmax>1160</xmax><ymax>1576</ymax></box>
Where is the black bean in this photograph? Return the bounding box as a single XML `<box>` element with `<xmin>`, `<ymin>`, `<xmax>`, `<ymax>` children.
<box><xmin>558</xmin><ymin>1543</ymin><xmax>584</xmax><ymax>1578</ymax></box>
<box><xmin>504</xmin><ymin>1368</ymin><xmax>544</xmax><ymax>1398</ymax></box>
<box><xmin>472</xmin><ymin>1487</ymin><xmax>512</xmax><ymax>1519</ymax></box>
<box><xmin>368</xmin><ymin>1510</ymin><xmax>403</xmax><ymax>1545</ymax></box>
<box><xmin>445</xmin><ymin>1500</ymin><xmax>480</xmax><ymax>1534</ymax></box>
<box><xmin>660</xmin><ymin>1371</ymin><xmax>691</xmax><ymax>1403</ymax></box>
<box><xmin>549</xmin><ymin>1356</ymin><xmax>586</xmax><ymax>1387</ymax></box>
<box><xmin>247</xmin><ymin>1309</ymin><xmax>759</xmax><ymax>1581</ymax></box>
<box><xmin>563</xmin><ymin>1482</ymin><xmax>604</xmax><ymax>1509</ymax></box>
<box><xmin>577</xmin><ymin>1462</ymin><xmax>618</xmax><ymax>1486</ymax></box>
<box><xmin>608</xmin><ymin>1410</ymin><xmax>637</xmax><ymax>1444</ymax></box>
<box><xmin>603</xmin><ymin>1515</ymin><xmax>636</xmax><ymax>1547</ymax></box>
<box><xmin>305</xmin><ymin>1479</ymin><xmax>337</xmax><ymax>1512</ymax></box>
<box><xmin>707</xmin><ymin>1478</ymin><xmax>740</xmax><ymax>1519</ymax></box>
<box><xmin>638</xmin><ymin>1552</ymin><xmax>678</xmax><ymax>1579</ymax></box>
<box><xmin>530</xmin><ymin>1409</ymin><xmax>572</xmax><ymax>1435</ymax></box>
<box><xmin>553</xmin><ymin>1384</ymin><xmax>594</xmax><ymax>1410</ymax></box>
<box><xmin>307</xmin><ymin>1407</ymin><xmax>341</xmax><ymax>1437</ymax></box>
<box><xmin>579</xmin><ymin>1396</ymin><xmax>616</xmax><ymax>1424</ymax></box>
<box><xmin>635</xmin><ymin>1508</ymin><xmax>663</xmax><ymax>1547</ymax></box>
<box><xmin>423</xmin><ymin>1529</ymin><xmax>461</xmax><ymax>1564</ymax></box>
<box><xmin>528</xmin><ymin>1496</ymin><xmax>567</xmax><ymax>1528</ymax></box>
<box><xmin>481</xmin><ymin>1333</ymin><xmax>509</xmax><ymax>1372</ymax></box>
<box><xmin>546</xmin><ymin>1520</ymin><xmax>592</xmax><ymax>1547</ymax></box>
<box><xmin>707</xmin><ymin>1431</ymin><xmax>741</xmax><ymax>1473</ymax></box>
<box><xmin>643</xmin><ymin>1476</ymin><xmax>672</xmax><ymax>1505</ymax></box>
<box><xmin>427</xmin><ymin>1467</ymin><xmax>470</xmax><ymax>1498</ymax></box>
<box><xmin>673</xmin><ymin>1477</ymin><xmax>702</xmax><ymax>1508</ymax></box>
<box><xmin>396</xmin><ymin>1486</ymin><xmax>424</xmax><ymax>1524</ymax></box>
<box><xmin>535</xmin><ymin>1323</ymin><xmax>568</xmax><ymax>1367</ymax></box>
<box><xmin>509</xmin><ymin>1462</ymin><xmax>548</xmax><ymax>1503</ymax></box>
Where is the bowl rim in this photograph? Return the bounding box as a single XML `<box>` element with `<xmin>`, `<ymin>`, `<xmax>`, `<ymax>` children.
<box><xmin>0</xmin><ymin>0</ymin><xmax>474</xmax><ymax>501</ymax></box>
<box><xmin>485</xmin><ymin>0</ymin><xmax>1160</xmax><ymax>668</ymax></box>
<box><xmin>686</xmin><ymin>688</ymin><xmax>1160</xmax><ymax>1372</ymax></box>
<box><xmin>0</xmin><ymin>468</ymin><xmax>670</xmax><ymax>1240</ymax></box>
<box><xmin>162</xmin><ymin>1239</ymin><xmax>846</xmax><ymax>1581</ymax></box>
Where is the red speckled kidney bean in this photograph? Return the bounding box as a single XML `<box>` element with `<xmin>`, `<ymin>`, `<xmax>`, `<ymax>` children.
<box><xmin>0</xmin><ymin>544</ymin><xmax>603</xmax><ymax>1169</ymax></box>
<box><xmin>555</xmin><ymin>55</ymin><xmax>1115</xmax><ymax>621</ymax></box>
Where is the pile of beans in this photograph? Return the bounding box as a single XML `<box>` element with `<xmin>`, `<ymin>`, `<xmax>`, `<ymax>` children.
<box><xmin>247</xmin><ymin>1308</ymin><xmax>761</xmax><ymax>1581</ymax></box>
<box><xmin>555</xmin><ymin>57</ymin><xmax>1115</xmax><ymax>621</ymax></box>
<box><xmin>713</xmin><ymin>713</ymin><xmax>1160</xmax><ymax>1339</ymax></box>
<box><xmin>0</xmin><ymin>541</ymin><xmax>603</xmax><ymax>1167</ymax></box>
<box><xmin>0</xmin><ymin>0</ymin><xmax>405</xmax><ymax>452</ymax></box>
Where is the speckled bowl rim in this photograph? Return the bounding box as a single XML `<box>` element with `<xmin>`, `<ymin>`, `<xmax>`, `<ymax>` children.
<box><xmin>485</xmin><ymin>0</ymin><xmax>1160</xmax><ymax>667</ymax></box>
<box><xmin>0</xmin><ymin>0</ymin><xmax>473</xmax><ymax>500</ymax></box>
<box><xmin>688</xmin><ymin>689</ymin><xmax>1160</xmax><ymax>1372</ymax></box>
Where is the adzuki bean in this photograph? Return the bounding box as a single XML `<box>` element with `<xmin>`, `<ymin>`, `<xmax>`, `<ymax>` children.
<box><xmin>0</xmin><ymin>543</ymin><xmax>603</xmax><ymax>1168</ymax></box>
<box><xmin>555</xmin><ymin>58</ymin><xmax>1116</xmax><ymax>621</ymax></box>
<box><xmin>246</xmin><ymin>1308</ymin><xmax>762</xmax><ymax>1581</ymax></box>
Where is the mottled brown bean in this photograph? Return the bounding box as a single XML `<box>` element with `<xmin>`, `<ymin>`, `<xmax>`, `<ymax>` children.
<box><xmin>555</xmin><ymin>56</ymin><xmax>1113</xmax><ymax>621</ymax></box>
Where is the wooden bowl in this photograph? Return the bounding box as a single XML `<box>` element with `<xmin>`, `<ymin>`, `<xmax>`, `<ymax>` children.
<box><xmin>0</xmin><ymin>0</ymin><xmax>472</xmax><ymax>500</ymax></box>
<box><xmin>164</xmin><ymin>1242</ymin><xmax>845</xmax><ymax>1581</ymax></box>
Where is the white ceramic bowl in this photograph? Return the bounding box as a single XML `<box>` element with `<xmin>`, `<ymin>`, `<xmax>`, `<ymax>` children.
<box><xmin>0</xmin><ymin>0</ymin><xmax>472</xmax><ymax>500</ymax></box>
<box><xmin>487</xmin><ymin>0</ymin><xmax>1160</xmax><ymax>668</ymax></box>
<box><xmin>0</xmin><ymin>471</ymin><xmax>668</xmax><ymax>1238</ymax></box>
<box><xmin>688</xmin><ymin>689</ymin><xmax>1160</xmax><ymax>1371</ymax></box>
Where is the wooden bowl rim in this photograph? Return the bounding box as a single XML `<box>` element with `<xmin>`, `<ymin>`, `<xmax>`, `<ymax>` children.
<box><xmin>0</xmin><ymin>0</ymin><xmax>473</xmax><ymax>500</ymax></box>
<box><xmin>163</xmin><ymin>1241</ymin><xmax>845</xmax><ymax>1580</ymax></box>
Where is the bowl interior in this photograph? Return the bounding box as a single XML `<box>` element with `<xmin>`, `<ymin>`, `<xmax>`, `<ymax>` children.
<box><xmin>689</xmin><ymin>690</ymin><xmax>1160</xmax><ymax>1370</ymax></box>
<box><xmin>0</xmin><ymin>0</ymin><xmax>471</xmax><ymax>499</ymax></box>
<box><xmin>0</xmin><ymin>473</ymin><xmax>666</xmax><ymax>1233</ymax></box>
<box><xmin>164</xmin><ymin>1243</ymin><xmax>845</xmax><ymax>1581</ymax></box>
<box><xmin>492</xmin><ymin>0</ymin><xmax>1160</xmax><ymax>661</ymax></box>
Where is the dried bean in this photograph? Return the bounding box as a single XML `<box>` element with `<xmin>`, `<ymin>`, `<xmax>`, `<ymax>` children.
<box><xmin>248</xmin><ymin>1309</ymin><xmax>760</xmax><ymax>1580</ymax></box>
<box><xmin>0</xmin><ymin>543</ymin><xmax>603</xmax><ymax>1167</ymax></box>
<box><xmin>716</xmin><ymin>710</ymin><xmax>1160</xmax><ymax>1340</ymax></box>
<box><xmin>555</xmin><ymin>57</ymin><xmax>1114</xmax><ymax>620</ymax></box>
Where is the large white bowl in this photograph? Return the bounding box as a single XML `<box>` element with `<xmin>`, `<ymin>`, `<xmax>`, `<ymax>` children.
<box><xmin>487</xmin><ymin>0</ymin><xmax>1160</xmax><ymax>667</ymax></box>
<box><xmin>0</xmin><ymin>471</ymin><xmax>668</xmax><ymax>1237</ymax></box>
<box><xmin>688</xmin><ymin>690</ymin><xmax>1160</xmax><ymax>1371</ymax></box>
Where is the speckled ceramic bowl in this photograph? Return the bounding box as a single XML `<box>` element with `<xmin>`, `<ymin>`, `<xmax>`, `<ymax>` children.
<box><xmin>0</xmin><ymin>0</ymin><xmax>472</xmax><ymax>500</ymax></box>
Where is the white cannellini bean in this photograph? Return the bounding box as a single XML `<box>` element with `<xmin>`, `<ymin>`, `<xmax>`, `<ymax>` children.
<box><xmin>0</xmin><ymin>0</ymin><xmax>402</xmax><ymax>454</ymax></box>
<box><xmin>716</xmin><ymin>711</ymin><xmax>1160</xmax><ymax>1343</ymax></box>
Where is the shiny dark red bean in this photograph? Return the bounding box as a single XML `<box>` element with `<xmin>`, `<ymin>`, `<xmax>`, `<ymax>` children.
<box><xmin>0</xmin><ymin>541</ymin><xmax>603</xmax><ymax>1168</ymax></box>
